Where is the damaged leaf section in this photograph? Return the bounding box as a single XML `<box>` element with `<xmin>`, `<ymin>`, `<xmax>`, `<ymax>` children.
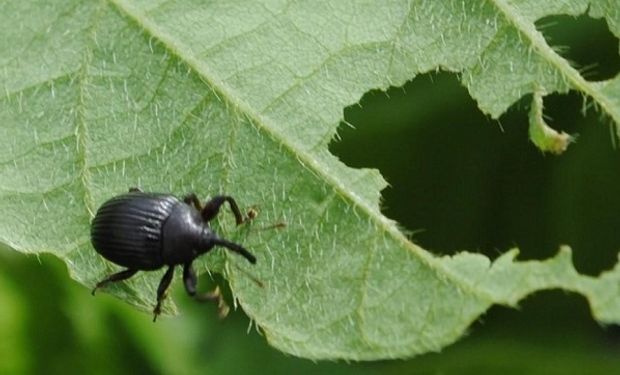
<box><xmin>528</xmin><ymin>89</ymin><xmax>574</xmax><ymax>154</ymax></box>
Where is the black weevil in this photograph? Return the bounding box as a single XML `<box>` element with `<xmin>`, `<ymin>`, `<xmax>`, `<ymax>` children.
<box><xmin>90</xmin><ymin>188</ymin><xmax>256</xmax><ymax>321</ymax></box>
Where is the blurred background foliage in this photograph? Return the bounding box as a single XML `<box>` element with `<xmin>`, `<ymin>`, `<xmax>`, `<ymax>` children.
<box><xmin>1</xmin><ymin>13</ymin><xmax>619</xmax><ymax>375</ymax></box>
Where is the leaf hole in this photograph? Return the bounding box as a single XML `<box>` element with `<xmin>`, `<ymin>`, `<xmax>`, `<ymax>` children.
<box><xmin>536</xmin><ymin>14</ymin><xmax>620</xmax><ymax>81</ymax></box>
<box><xmin>475</xmin><ymin>290</ymin><xmax>619</xmax><ymax>352</ymax></box>
<box><xmin>331</xmin><ymin>71</ymin><xmax>620</xmax><ymax>276</ymax></box>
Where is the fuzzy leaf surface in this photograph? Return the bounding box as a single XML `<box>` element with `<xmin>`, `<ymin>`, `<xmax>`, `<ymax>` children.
<box><xmin>1</xmin><ymin>0</ymin><xmax>619</xmax><ymax>360</ymax></box>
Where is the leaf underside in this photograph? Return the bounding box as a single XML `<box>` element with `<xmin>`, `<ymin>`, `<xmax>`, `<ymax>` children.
<box><xmin>0</xmin><ymin>0</ymin><xmax>619</xmax><ymax>360</ymax></box>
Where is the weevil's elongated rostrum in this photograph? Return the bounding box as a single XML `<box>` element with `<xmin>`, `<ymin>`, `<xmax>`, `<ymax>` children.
<box><xmin>90</xmin><ymin>188</ymin><xmax>256</xmax><ymax>321</ymax></box>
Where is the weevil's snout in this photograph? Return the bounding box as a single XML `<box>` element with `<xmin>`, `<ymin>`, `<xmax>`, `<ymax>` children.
<box><xmin>215</xmin><ymin>237</ymin><xmax>256</xmax><ymax>264</ymax></box>
<box><xmin>200</xmin><ymin>228</ymin><xmax>256</xmax><ymax>264</ymax></box>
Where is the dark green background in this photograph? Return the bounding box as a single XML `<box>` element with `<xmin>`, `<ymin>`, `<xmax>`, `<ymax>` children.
<box><xmin>1</xmin><ymin>14</ymin><xmax>619</xmax><ymax>374</ymax></box>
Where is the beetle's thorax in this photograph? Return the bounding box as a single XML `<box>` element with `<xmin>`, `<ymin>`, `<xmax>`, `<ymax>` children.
<box><xmin>161</xmin><ymin>202</ymin><xmax>206</xmax><ymax>265</ymax></box>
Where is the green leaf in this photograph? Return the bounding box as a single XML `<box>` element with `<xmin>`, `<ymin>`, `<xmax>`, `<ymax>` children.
<box><xmin>528</xmin><ymin>88</ymin><xmax>574</xmax><ymax>154</ymax></box>
<box><xmin>1</xmin><ymin>0</ymin><xmax>619</xmax><ymax>360</ymax></box>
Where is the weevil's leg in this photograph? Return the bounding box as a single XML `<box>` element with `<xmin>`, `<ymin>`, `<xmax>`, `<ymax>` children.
<box><xmin>202</xmin><ymin>195</ymin><xmax>244</xmax><ymax>225</ymax></box>
<box><xmin>129</xmin><ymin>187</ymin><xmax>142</xmax><ymax>192</ymax></box>
<box><xmin>182</xmin><ymin>261</ymin><xmax>198</xmax><ymax>296</ymax></box>
<box><xmin>92</xmin><ymin>269</ymin><xmax>138</xmax><ymax>295</ymax></box>
<box><xmin>201</xmin><ymin>286</ymin><xmax>230</xmax><ymax>319</ymax></box>
<box><xmin>183</xmin><ymin>193</ymin><xmax>203</xmax><ymax>211</ymax></box>
<box><xmin>153</xmin><ymin>266</ymin><xmax>175</xmax><ymax>322</ymax></box>
<box><xmin>182</xmin><ymin>262</ymin><xmax>230</xmax><ymax>319</ymax></box>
